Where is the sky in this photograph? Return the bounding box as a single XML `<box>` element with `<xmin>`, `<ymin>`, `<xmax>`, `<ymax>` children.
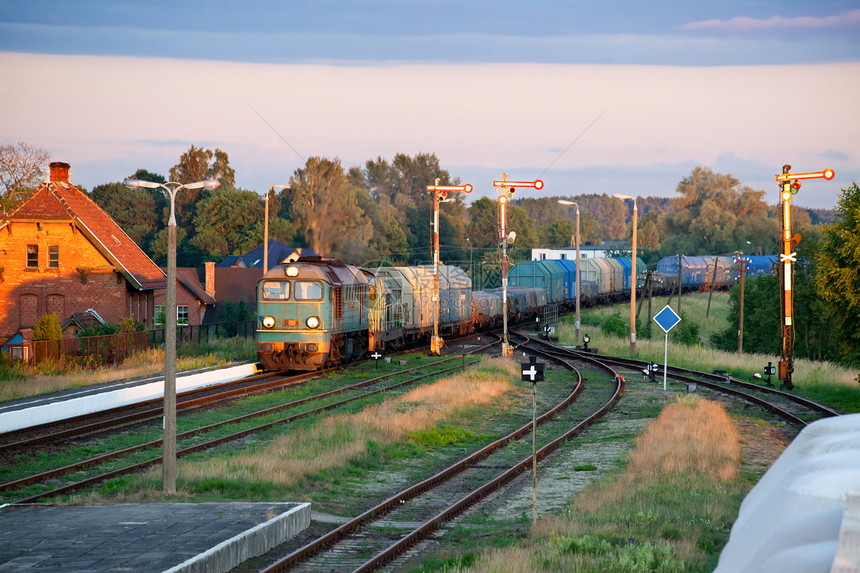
<box><xmin>1</xmin><ymin>1</ymin><xmax>859</xmax><ymax>210</ymax></box>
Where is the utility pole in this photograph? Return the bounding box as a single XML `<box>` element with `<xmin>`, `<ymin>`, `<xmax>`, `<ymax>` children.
<box><xmin>738</xmin><ymin>257</ymin><xmax>746</xmax><ymax>353</ymax></box>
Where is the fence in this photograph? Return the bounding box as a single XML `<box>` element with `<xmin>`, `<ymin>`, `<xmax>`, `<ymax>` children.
<box><xmin>2</xmin><ymin>320</ymin><xmax>256</xmax><ymax>368</ymax></box>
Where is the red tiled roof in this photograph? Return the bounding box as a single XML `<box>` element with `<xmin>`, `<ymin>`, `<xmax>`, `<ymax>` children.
<box><xmin>174</xmin><ymin>268</ymin><xmax>216</xmax><ymax>305</ymax></box>
<box><xmin>9</xmin><ymin>179</ymin><xmax>166</xmax><ymax>291</ymax></box>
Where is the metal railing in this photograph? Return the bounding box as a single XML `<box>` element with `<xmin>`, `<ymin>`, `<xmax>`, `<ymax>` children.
<box><xmin>2</xmin><ymin>320</ymin><xmax>255</xmax><ymax>368</ymax></box>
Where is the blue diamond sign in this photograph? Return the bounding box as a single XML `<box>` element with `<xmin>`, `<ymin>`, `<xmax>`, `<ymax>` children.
<box><xmin>653</xmin><ymin>305</ymin><xmax>682</xmax><ymax>334</ymax></box>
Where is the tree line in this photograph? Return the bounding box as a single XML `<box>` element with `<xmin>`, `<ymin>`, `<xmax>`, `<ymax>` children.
<box><xmin>3</xmin><ymin>142</ymin><xmax>858</xmax><ymax>366</ymax></box>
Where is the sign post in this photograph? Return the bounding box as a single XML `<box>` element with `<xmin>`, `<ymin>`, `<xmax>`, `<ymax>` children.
<box><xmin>652</xmin><ymin>305</ymin><xmax>682</xmax><ymax>390</ymax></box>
<box><xmin>521</xmin><ymin>354</ymin><xmax>545</xmax><ymax>523</ymax></box>
<box><xmin>426</xmin><ymin>179</ymin><xmax>473</xmax><ymax>355</ymax></box>
<box><xmin>494</xmin><ymin>174</ymin><xmax>544</xmax><ymax>357</ymax></box>
<box><xmin>773</xmin><ymin>165</ymin><xmax>834</xmax><ymax>389</ymax></box>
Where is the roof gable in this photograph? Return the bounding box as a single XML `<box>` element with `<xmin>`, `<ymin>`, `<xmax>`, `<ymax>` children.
<box><xmin>9</xmin><ymin>178</ymin><xmax>165</xmax><ymax>291</ymax></box>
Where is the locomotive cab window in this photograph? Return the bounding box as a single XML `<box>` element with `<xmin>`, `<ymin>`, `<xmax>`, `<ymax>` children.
<box><xmin>262</xmin><ymin>281</ymin><xmax>290</xmax><ymax>300</ymax></box>
<box><xmin>294</xmin><ymin>281</ymin><xmax>323</xmax><ymax>300</ymax></box>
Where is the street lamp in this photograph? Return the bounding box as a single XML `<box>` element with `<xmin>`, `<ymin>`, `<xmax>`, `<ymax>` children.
<box><xmin>124</xmin><ymin>176</ymin><xmax>219</xmax><ymax>495</ymax></box>
<box><xmin>264</xmin><ymin>185</ymin><xmax>289</xmax><ymax>273</ymax></box>
<box><xmin>557</xmin><ymin>200</ymin><xmax>581</xmax><ymax>343</ymax></box>
<box><xmin>613</xmin><ymin>194</ymin><xmax>637</xmax><ymax>356</ymax></box>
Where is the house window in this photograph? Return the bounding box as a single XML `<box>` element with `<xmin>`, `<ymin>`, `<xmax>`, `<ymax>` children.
<box><xmin>155</xmin><ymin>304</ymin><xmax>165</xmax><ymax>326</ymax></box>
<box><xmin>177</xmin><ymin>306</ymin><xmax>189</xmax><ymax>325</ymax></box>
<box><xmin>48</xmin><ymin>245</ymin><xmax>59</xmax><ymax>269</ymax></box>
<box><xmin>26</xmin><ymin>245</ymin><xmax>38</xmax><ymax>268</ymax></box>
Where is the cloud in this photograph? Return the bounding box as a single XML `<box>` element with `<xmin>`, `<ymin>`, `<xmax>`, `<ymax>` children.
<box><xmin>818</xmin><ymin>149</ymin><xmax>850</xmax><ymax>162</ymax></box>
<box><xmin>682</xmin><ymin>9</ymin><xmax>860</xmax><ymax>32</ymax></box>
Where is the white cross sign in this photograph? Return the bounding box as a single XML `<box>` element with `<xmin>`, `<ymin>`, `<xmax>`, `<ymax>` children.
<box><xmin>371</xmin><ymin>352</ymin><xmax>382</xmax><ymax>360</ymax></box>
<box><xmin>521</xmin><ymin>358</ymin><xmax>545</xmax><ymax>383</ymax></box>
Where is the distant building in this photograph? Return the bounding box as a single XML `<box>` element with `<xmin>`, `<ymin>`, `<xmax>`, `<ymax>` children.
<box><xmin>217</xmin><ymin>240</ymin><xmax>315</xmax><ymax>269</ymax></box>
<box><xmin>0</xmin><ymin>162</ymin><xmax>165</xmax><ymax>344</ymax></box>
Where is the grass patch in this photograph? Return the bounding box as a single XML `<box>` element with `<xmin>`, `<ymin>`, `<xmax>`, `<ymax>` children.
<box><xmin>449</xmin><ymin>397</ymin><xmax>750</xmax><ymax>573</ymax></box>
<box><xmin>558</xmin><ymin>302</ymin><xmax>860</xmax><ymax>413</ymax></box>
<box><xmin>66</xmin><ymin>356</ymin><xmax>521</xmax><ymax>503</ymax></box>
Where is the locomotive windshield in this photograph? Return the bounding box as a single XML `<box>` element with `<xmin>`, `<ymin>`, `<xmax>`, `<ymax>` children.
<box><xmin>294</xmin><ymin>281</ymin><xmax>323</xmax><ymax>300</ymax></box>
<box><xmin>262</xmin><ymin>281</ymin><xmax>290</xmax><ymax>300</ymax></box>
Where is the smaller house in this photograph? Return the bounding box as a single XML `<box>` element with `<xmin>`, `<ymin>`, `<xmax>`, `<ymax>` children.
<box><xmin>1</xmin><ymin>329</ymin><xmax>34</xmax><ymax>362</ymax></box>
<box><xmin>61</xmin><ymin>309</ymin><xmax>107</xmax><ymax>337</ymax></box>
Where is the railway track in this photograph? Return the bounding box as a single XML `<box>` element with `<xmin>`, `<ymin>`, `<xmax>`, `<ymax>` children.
<box><xmin>0</xmin><ymin>350</ymin><xmax>490</xmax><ymax>504</ymax></box>
<box><xmin>256</xmin><ymin>334</ymin><xmax>623</xmax><ymax>572</ymax></box>
<box><xmin>520</xmin><ymin>332</ymin><xmax>839</xmax><ymax>426</ymax></box>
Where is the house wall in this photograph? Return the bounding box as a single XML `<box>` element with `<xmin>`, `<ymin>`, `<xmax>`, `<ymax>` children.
<box><xmin>0</xmin><ymin>220</ymin><xmax>153</xmax><ymax>340</ymax></box>
<box><xmin>153</xmin><ymin>282</ymin><xmax>207</xmax><ymax>326</ymax></box>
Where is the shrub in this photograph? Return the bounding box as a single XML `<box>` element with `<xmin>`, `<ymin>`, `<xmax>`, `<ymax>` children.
<box><xmin>32</xmin><ymin>313</ymin><xmax>62</xmax><ymax>341</ymax></box>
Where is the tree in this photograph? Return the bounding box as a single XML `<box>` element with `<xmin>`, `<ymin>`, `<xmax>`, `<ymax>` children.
<box><xmin>168</xmin><ymin>145</ymin><xmax>236</xmax><ymax>229</ymax></box>
<box><xmin>539</xmin><ymin>219</ymin><xmax>576</xmax><ymax>248</ymax></box>
<box><xmin>0</xmin><ymin>142</ymin><xmax>50</xmax><ymax>211</ymax></box>
<box><xmin>191</xmin><ymin>188</ymin><xmax>265</xmax><ymax>258</ymax></box>
<box><xmin>90</xmin><ymin>181</ymin><xmax>161</xmax><ymax>248</ymax></box>
<box><xmin>32</xmin><ymin>313</ymin><xmax>62</xmax><ymax>341</ymax></box>
<box><xmin>661</xmin><ymin>167</ymin><xmax>776</xmax><ymax>256</ymax></box>
<box><xmin>287</xmin><ymin>157</ymin><xmax>373</xmax><ymax>261</ymax></box>
<box><xmin>816</xmin><ymin>183</ymin><xmax>860</xmax><ymax>364</ymax></box>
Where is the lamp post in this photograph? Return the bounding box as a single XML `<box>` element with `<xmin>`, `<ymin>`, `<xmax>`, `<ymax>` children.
<box><xmin>557</xmin><ymin>200</ymin><xmax>581</xmax><ymax>343</ymax></box>
<box><xmin>426</xmin><ymin>179</ymin><xmax>472</xmax><ymax>355</ymax></box>
<box><xmin>264</xmin><ymin>185</ymin><xmax>289</xmax><ymax>273</ymax></box>
<box><xmin>466</xmin><ymin>237</ymin><xmax>473</xmax><ymax>284</ymax></box>
<box><xmin>124</xmin><ymin>176</ymin><xmax>219</xmax><ymax>494</ymax></box>
<box><xmin>613</xmin><ymin>194</ymin><xmax>637</xmax><ymax>356</ymax></box>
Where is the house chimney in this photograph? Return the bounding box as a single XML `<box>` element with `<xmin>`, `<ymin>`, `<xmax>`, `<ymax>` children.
<box><xmin>204</xmin><ymin>262</ymin><xmax>215</xmax><ymax>297</ymax></box>
<box><xmin>49</xmin><ymin>162</ymin><xmax>71</xmax><ymax>184</ymax></box>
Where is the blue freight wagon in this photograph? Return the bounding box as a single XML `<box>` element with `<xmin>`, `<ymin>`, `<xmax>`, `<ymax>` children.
<box><xmin>507</xmin><ymin>260</ymin><xmax>565</xmax><ymax>304</ymax></box>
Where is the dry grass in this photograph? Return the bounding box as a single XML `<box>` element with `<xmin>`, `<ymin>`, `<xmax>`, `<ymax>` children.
<box><xmin>177</xmin><ymin>356</ymin><xmax>521</xmax><ymax>489</ymax></box>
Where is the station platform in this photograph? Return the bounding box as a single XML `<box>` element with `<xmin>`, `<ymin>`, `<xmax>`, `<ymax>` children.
<box><xmin>0</xmin><ymin>501</ymin><xmax>309</xmax><ymax>572</ymax></box>
<box><xmin>0</xmin><ymin>363</ymin><xmax>258</xmax><ymax>434</ymax></box>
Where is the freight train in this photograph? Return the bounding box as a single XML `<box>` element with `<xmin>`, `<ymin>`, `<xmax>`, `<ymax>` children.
<box><xmin>256</xmin><ymin>252</ymin><xmax>776</xmax><ymax>371</ymax></box>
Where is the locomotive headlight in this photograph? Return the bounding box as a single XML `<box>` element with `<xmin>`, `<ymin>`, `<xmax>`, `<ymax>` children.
<box><xmin>306</xmin><ymin>316</ymin><xmax>320</xmax><ymax>329</ymax></box>
<box><xmin>286</xmin><ymin>266</ymin><xmax>299</xmax><ymax>277</ymax></box>
<box><xmin>262</xmin><ymin>315</ymin><xmax>276</xmax><ymax>328</ymax></box>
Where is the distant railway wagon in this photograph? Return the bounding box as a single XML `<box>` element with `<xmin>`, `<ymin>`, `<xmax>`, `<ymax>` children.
<box><xmin>700</xmin><ymin>255</ymin><xmax>737</xmax><ymax>289</ymax></box>
<box><xmin>741</xmin><ymin>255</ymin><xmax>779</xmax><ymax>277</ymax></box>
<box><xmin>610</xmin><ymin>257</ymin><xmax>647</xmax><ymax>292</ymax></box>
<box><xmin>546</xmin><ymin>259</ymin><xmax>577</xmax><ymax>299</ymax></box>
<box><xmin>506</xmin><ymin>260</ymin><xmax>565</xmax><ymax>304</ymax></box>
<box><xmin>656</xmin><ymin>255</ymin><xmax>710</xmax><ymax>288</ymax></box>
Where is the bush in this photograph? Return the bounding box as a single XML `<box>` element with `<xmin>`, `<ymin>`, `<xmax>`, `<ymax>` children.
<box><xmin>32</xmin><ymin>313</ymin><xmax>62</xmax><ymax>341</ymax></box>
<box><xmin>602</xmin><ymin>312</ymin><xmax>628</xmax><ymax>338</ymax></box>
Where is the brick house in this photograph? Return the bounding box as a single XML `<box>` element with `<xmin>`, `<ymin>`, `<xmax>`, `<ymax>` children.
<box><xmin>0</xmin><ymin>162</ymin><xmax>166</xmax><ymax>343</ymax></box>
<box><xmin>151</xmin><ymin>267</ymin><xmax>216</xmax><ymax>327</ymax></box>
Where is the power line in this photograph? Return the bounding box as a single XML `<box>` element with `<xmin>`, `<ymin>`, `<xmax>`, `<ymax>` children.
<box><xmin>537</xmin><ymin>108</ymin><xmax>608</xmax><ymax>179</ymax></box>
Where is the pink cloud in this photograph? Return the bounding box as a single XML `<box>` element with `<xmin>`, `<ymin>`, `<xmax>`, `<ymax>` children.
<box><xmin>683</xmin><ymin>9</ymin><xmax>860</xmax><ymax>31</ymax></box>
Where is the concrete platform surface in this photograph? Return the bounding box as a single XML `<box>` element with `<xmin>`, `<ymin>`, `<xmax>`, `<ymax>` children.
<box><xmin>0</xmin><ymin>502</ymin><xmax>310</xmax><ymax>573</ymax></box>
